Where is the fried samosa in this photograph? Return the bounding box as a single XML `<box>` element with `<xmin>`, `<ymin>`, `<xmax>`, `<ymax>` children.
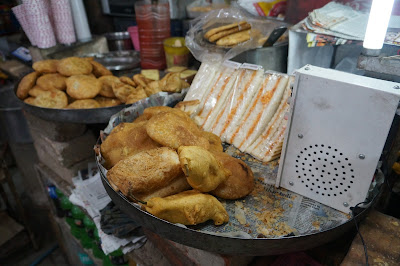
<box><xmin>145</xmin><ymin>190</ymin><xmax>229</xmax><ymax>225</ymax></box>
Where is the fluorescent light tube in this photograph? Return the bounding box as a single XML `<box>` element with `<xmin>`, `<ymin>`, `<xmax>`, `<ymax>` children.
<box><xmin>363</xmin><ymin>0</ymin><xmax>395</xmax><ymax>50</ymax></box>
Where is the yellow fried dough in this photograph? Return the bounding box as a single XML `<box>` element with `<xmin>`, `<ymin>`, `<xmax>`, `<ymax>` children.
<box><xmin>126</xmin><ymin>87</ymin><xmax>147</xmax><ymax>104</ymax></box>
<box><xmin>98</xmin><ymin>75</ymin><xmax>119</xmax><ymax>98</ymax></box>
<box><xmin>112</xmin><ymin>82</ymin><xmax>136</xmax><ymax>103</ymax></box>
<box><xmin>36</xmin><ymin>73</ymin><xmax>67</xmax><ymax>91</ymax></box>
<box><xmin>208</xmin><ymin>23</ymin><xmax>251</xmax><ymax>42</ymax></box>
<box><xmin>133</xmin><ymin>74</ymin><xmax>151</xmax><ymax>87</ymax></box>
<box><xmin>95</xmin><ymin>96</ymin><xmax>122</xmax><ymax>107</ymax></box>
<box><xmin>107</xmin><ymin>147</ymin><xmax>182</xmax><ymax>196</ymax></box>
<box><xmin>33</xmin><ymin>90</ymin><xmax>68</xmax><ymax>109</ymax></box>
<box><xmin>210</xmin><ymin>151</ymin><xmax>254</xmax><ymax>199</ymax></box>
<box><xmin>32</xmin><ymin>59</ymin><xmax>59</xmax><ymax>73</ymax></box>
<box><xmin>146</xmin><ymin>112</ymin><xmax>210</xmax><ymax>150</ymax></box>
<box><xmin>202</xmin><ymin>131</ymin><xmax>223</xmax><ymax>152</ymax></box>
<box><xmin>145</xmin><ymin>190</ymin><xmax>229</xmax><ymax>225</ymax></box>
<box><xmin>216</xmin><ymin>29</ymin><xmax>251</xmax><ymax>46</ymax></box>
<box><xmin>204</xmin><ymin>21</ymin><xmax>247</xmax><ymax>39</ymax></box>
<box><xmin>161</xmin><ymin>73</ymin><xmax>183</xmax><ymax>93</ymax></box>
<box><xmin>28</xmin><ymin>86</ymin><xmax>47</xmax><ymax>97</ymax></box>
<box><xmin>57</xmin><ymin>57</ymin><xmax>93</xmax><ymax>76</ymax></box>
<box><xmin>119</xmin><ymin>76</ymin><xmax>137</xmax><ymax>87</ymax></box>
<box><xmin>66</xmin><ymin>75</ymin><xmax>101</xmax><ymax>99</ymax></box>
<box><xmin>144</xmin><ymin>80</ymin><xmax>162</xmax><ymax>96</ymax></box>
<box><xmin>90</xmin><ymin>61</ymin><xmax>112</xmax><ymax>77</ymax></box>
<box><xmin>67</xmin><ymin>99</ymin><xmax>100</xmax><ymax>109</ymax></box>
<box><xmin>178</xmin><ymin>146</ymin><xmax>230</xmax><ymax>192</ymax></box>
<box><xmin>17</xmin><ymin>72</ymin><xmax>39</xmax><ymax>99</ymax></box>
<box><xmin>24</xmin><ymin>97</ymin><xmax>36</xmax><ymax>105</ymax></box>
<box><xmin>101</xmin><ymin>121</ymin><xmax>162</xmax><ymax>168</ymax></box>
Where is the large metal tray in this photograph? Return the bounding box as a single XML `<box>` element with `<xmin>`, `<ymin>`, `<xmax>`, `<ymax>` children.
<box><xmin>14</xmin><ymin>82</ymin><xmax>134</xmax><ymax>124</ymax></box>
<box><xmin>97</xmin><ymin>147</ymin><xmax>377</xmax><ymax>256</ymax></box>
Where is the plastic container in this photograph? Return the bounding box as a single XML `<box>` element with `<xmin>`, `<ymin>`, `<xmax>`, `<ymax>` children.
<box><xmin>135</xmin><ymin>0</ymin><xmax>170</xmax><ymax>69</ymax></box>
<box><xmin>127</xmin><ymin>26</ymin><xmax>140</xmax><ymax>51</ymax></box>
<box><xmin>163</xmin><ymin>37</ymin><xmax>190</xmax><ymax>68</ymax></box>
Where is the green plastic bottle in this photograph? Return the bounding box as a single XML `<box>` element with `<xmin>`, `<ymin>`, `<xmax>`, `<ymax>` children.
<box><xmin>60</xmin><ymin>196</ymin><xmax>74</xmax><ymax>226</ymax></box>
<box><xmin>83</xmin><ymin>215</ymin><xmax>96</xmax><ymax>239</ymax></box>
<box><xmin>71</xmin><ymin>206</ymin><xmax>85</xmax><ymax>239</ymax></box>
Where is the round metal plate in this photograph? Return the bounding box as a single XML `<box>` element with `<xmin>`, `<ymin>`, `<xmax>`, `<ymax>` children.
<box><xmin>14</xmin><ymin>80</ymin><xmax>130</xmax><ymax>124</ymax></box>
<box><xmin>97</xmin><ymin>151</ymin><xmax>376</xmax><ymax>256</ymax></box>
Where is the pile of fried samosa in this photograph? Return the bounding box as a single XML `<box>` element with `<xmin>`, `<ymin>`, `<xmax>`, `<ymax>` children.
<box><xmin>101</xmin><ymin>106</ymin><xmax>255</xmax><ymax>226</ymax></box>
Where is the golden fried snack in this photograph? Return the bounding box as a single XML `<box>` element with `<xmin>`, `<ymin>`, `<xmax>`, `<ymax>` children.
<box><xmin>33</xmin><ymin>90</ymin><xmax>68</xmax><ymax>109</ymax></box>
<box><xmin>98</xmin><ymin>75</ymin><xmax>119</xmax><ymax>98</ymax></box>
<box><xmin>36</xmin><ymin>73</ymin><xmax>67</xmax><ymax>91</ymax></box>
<box><xmin>57</xmin><ymin>57</ymin><xmax>93</xmax><ymax>76</ymax></box>
<box><xmin>95</xmin><ymin>96</ymin><xmax>121</xmax><ymax>107</ymax></box>
<box><xmin>28</xmin><ymin>86</ymin><xmax>46</xmax><ymax>97</ymax></box>
<box><xmin>107</xmin><ymin>147</ymin><xmax>182</xmax><ymax>196</ymax></box>
<box><xmin>210</xmin><ymin>152</ymin><xmax>254</xmax><ymax>199</ymax></box>
<box><xmin>90</xmin><ymin>61</ymin><xmax>112</xmax><ymax>77</ymax></box>
<box><xmin>208</xmin><ymin>23</ymin><xmax>251</xmax><ymax>42</ymax></box>
<box><xmin>146</xmin><ymin>112</ymin><xmax>210</xmax><ymax>150</ymax></box>
<box><xmin>112</xmin><ymin>82</ymin><xmax>136</xmax><ymax>103</ymax></box>
<box><xmin>202</xmin><ymin>131</ymin><xmax>223</xmax><ymax>152</ymax></box>
<box><xmin>66</xmin><ymin>75</ymin><xmax>101</xmax><ymax>99</ymax></box>
<box><xmin>145</xmin><ymin>190</ymin><xmax>229</xmax><ymax>225</ymax></box>
<box><xmin>24</xmin><ymin>97</ymin><xmax>36</xmax><ymax>105</ymax></box>
<box><xmin>126</xmin><ymin>87</ymin><xmax>147</xmax><ymax>104</ymax></box>
<box><xmin>145</xmin><ymin>80</ymin><xmax>162</xmax><ymax>96</ymax></box>
<box><xmin>178</xmin><ymin>146</ymin><xmax>230</xmax><ymax>192</ymax></box>
<box><xmin>174</xmin><ymin>100</ymin><xmax>200</xmax><ymax>117</ymax></box>
<box><xmin>162</xmin><ymin>73</ymin><xmax>183</xmax><ymax>93</ymax></box>
<box><xmin>216</xmin><ymin>29</ymin><xmax>251</xmax><ymax>46</ymax></box>
<box><xmin>17</xmin><ymin>72</ymin><xmax>39</xmax><ymax>99</ymax></box>
<box><xmin>133</xmin><ymin>74</ymin><xmax>151</xmax><ymax>87</ymax></box>
<box><xmin>135</xmin><ymin>173</ymin><xmax>191</xmax><ymax>201</ymax></box>
<box><xmin>120</xmin><ymin>76</ymin><xmax>137</xmax><ymax>87</ymax></box>
<box><xmin>101</xmin><ymin>121</ymin><xmax>161</xmax><ymax>168</ymax></box>
<box><xmin>32</xmin><ymin>59</ymin><xmax>59</xmax><ymax>73</ymax></box>
<box><xmin>204</xmin><ymin>21</ymin><xmax>247</xmax><ymax>39</ymax></box>
<box><xmin>142</xmin><ymin>106</ymin><xmax>190</xmax><ymax>120</ymax></box>
<box><xmin>67</xmin><ymin>99</ymin><xmax>100</xmax><ymax>109</ymax></box>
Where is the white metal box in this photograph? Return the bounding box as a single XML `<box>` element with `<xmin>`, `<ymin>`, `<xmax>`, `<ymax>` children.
<box><xmin>277</xmin><ymin>65</ymin><xmax>400</xmax><ymax>213</ymax></box>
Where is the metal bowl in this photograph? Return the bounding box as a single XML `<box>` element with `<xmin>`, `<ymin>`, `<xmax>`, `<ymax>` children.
<box><xmin>86</xmin><ymin>50</ymin><xmax>140</xmax><ymax>71</ymax></box>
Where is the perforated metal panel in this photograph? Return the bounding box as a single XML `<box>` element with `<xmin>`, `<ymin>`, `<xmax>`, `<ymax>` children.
<box><xmin>277</xmin><ymin>65</ymin><xmax>400</xmax><ymax>213</ymax></box>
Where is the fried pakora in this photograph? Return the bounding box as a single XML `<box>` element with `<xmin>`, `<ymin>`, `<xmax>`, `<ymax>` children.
<box><xmin>202</xmin><ymin>131</ymin><xmax>223</xmax><ymax>152</ymax></box>
<box><xmin>101</xmin><ymin>121</ymin><xmax>161</xmax><ymax>168</ymax></box>
<box><xmin>90</xmin><ymin>61</ymin><xmax>112</xmax><ymax>77</ymax></box>
<box><xmin>161</xmin><ymin>73</ymin><xmax>183</xmax><ymax>92</ymax></box>
<box><xmin>133</xmin><ymin>74</ymin><xmax>151</xmax><ymax>87</ymax></box>
<box><xmin>146</xmin><ymin>112</ymin><xmax>210</xmax><ymax>150</ymax></box>
<box><xmin>107</xmin><ymin>147</ymin><xmax>182</xmax><ymax>197</ymax></box>
<box><xmin>33</xmin><ymin>90</ymin><xmax>68</xmax><ymax>109</ymax></box>
<box><xmin>145</xmin><ymin>190</ymin><xmax>229</xmax><ymax>225</ymax></box>
<box><xmin>24</xmin><ymin>97</ymin><xmax>36</xmax><ymax>105</ymax></box>
<box><xmin>95</xmin><ymin>96</ymin><xmax>121</xmax><ymax>107</ymax></box>
<box><xmin>98</xmin><ymin>75</ymin><xmax>119</xmax><ymax>98</ymax></box>
<box><xmin>16</xmin><ymin>72</ymin><xmax>39</xmax><ymax>99</ymax></box>
<box><xmin>112</xmin><ymin>82</ymin><xmax>136</xmax><ymax>103</ymax></box>
<box><xmin>36</xmin><ymin>73</ymin><xmax>67</xmax><ymax>91</ymax></box>
<box><xmin>66</xmin><ymin>75</ymin><xmax>101</xmax><ymax>99</ymax></box>
<box><xmin>210</xmin><ymin>151</ymin><xmax>254</xmax><ymax>199</ymax></box>
<box><xmin>144</xmin><ymin>80</ymin><xmax>162</xmax><ymax>96</ymax></box>
<box><xmin>67</xmin><ymin>99</ymin><xmax>100</xmax><ymax>109</ymax></box>
<box><xmin>119</xmin><ymin>76</ymin><xmax>136</xmax><ymax>87</ymax></box>
<box><xmin>178</xmin><ymin>146</ymin><xmax>230</xmax><ymax>192</ymax></box>
<box><xmin>126</xmin><ymin>87</ymin><xmax>147</xmax><ymax>104</ymax></box>
<box><xmin>57</xmin><ymin>57</ymin><xmax>93</xmax><ymax>76</ymax></box>
<box><xmin>32</xmin><ymin>59</ymin><xmax>59</xmax><ymax>73</ymax></box>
